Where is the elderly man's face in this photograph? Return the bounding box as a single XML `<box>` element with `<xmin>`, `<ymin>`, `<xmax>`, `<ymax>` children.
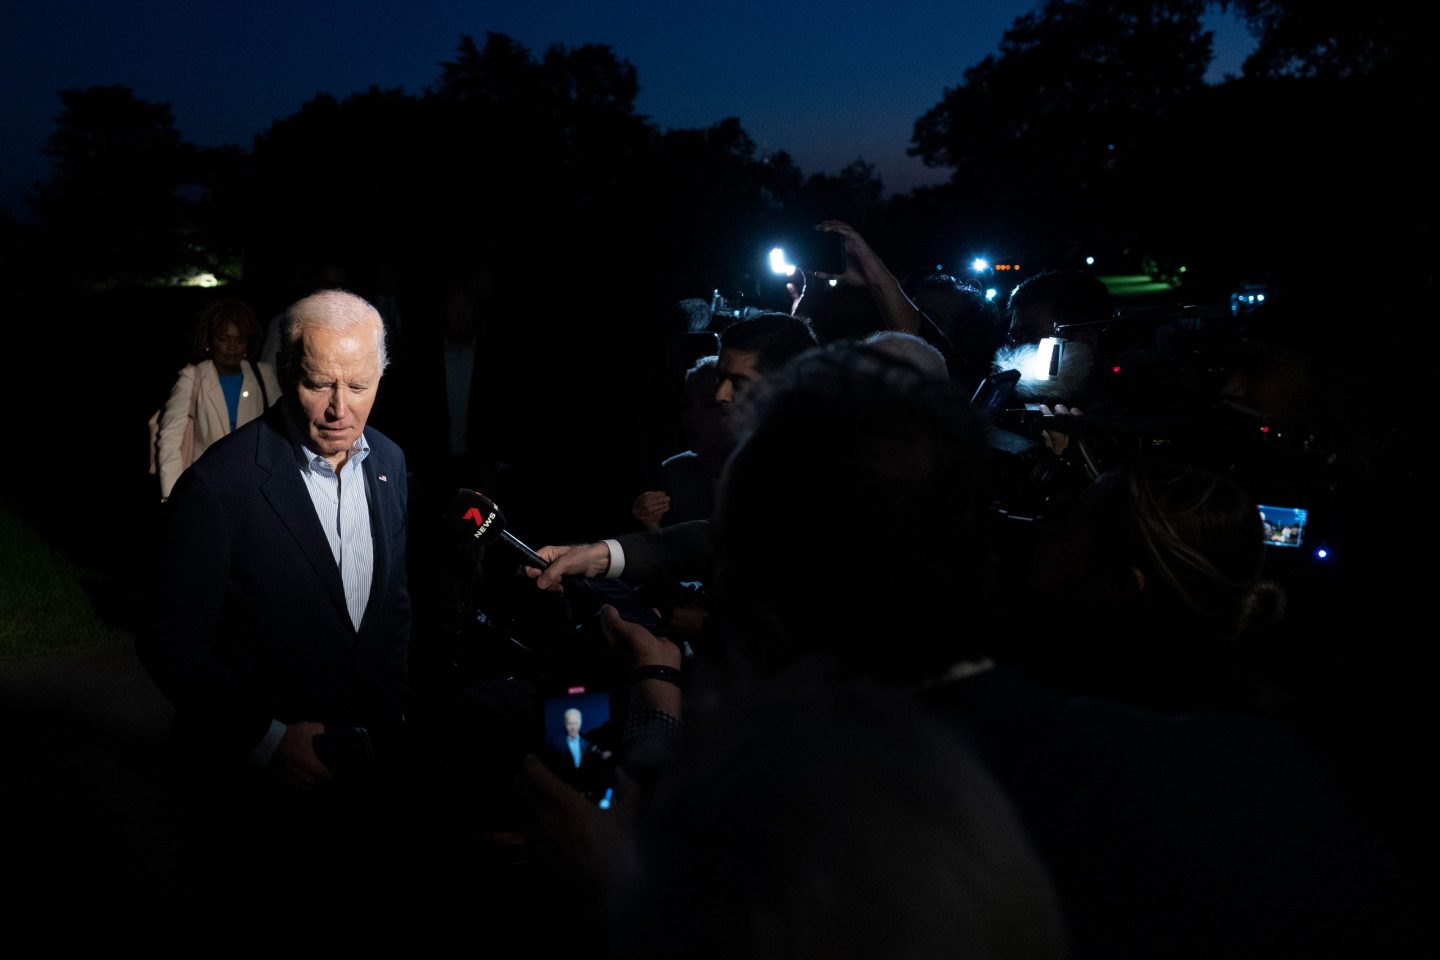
<box><xmin>564</xmin><ymin>711</ymin><xmax>582</xmax><ymax>738</ymax></box>
<box><xmin>296</xmin><ymin>324</ymin><xmax>382</xmax><ymax>466</ymax></box>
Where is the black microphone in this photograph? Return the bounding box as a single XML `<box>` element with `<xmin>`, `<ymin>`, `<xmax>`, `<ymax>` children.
<box><xmin>448</xmin><ymin>489</ymin><xmax>668</xmax><ymax>637</ymax></box>
<box><xmin>449</xmin><ymin>489</ymin><xmax>550</xmax><ymax>569</ymax></box>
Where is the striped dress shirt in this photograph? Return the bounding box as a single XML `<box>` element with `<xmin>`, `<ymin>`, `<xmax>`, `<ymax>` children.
<box><xmin>299</xmin><ymin>436</ymin><xmax>373</xmax><ymax>631</ymax></box>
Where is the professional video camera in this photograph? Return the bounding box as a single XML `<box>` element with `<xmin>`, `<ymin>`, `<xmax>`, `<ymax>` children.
<box><xmin>974</xmin><ymin>297</ymin><xmax>1342</xmax><ymax>583</ymax></box>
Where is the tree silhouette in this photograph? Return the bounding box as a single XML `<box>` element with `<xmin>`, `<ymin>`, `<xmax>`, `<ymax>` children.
<box><xmin>908</xmin><ymin>1</ymin><xmax>1212</xmax><ymax>267</ymax></box>
<box><xmin>1218</xmin><ymin>1</ymin><xmax>1425</xmax><ymax>80</ymax></box>
<box><xmin>31</xmin><ymin>85</ymin><xmax>203</xmax><ymax>285</ymax></box>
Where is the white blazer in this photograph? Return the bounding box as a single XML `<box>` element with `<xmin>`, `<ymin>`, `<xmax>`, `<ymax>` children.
<box><xmin>157</xmin><ymin>359</ymin><xmax>283</xmax><ymax>499</ymax></box>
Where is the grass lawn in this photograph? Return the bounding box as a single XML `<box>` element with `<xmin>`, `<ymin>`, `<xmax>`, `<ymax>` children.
<box><xmin>0</xmin><ymin>501</ymin><xmax>129</xmax><ymax>662</ymax></box>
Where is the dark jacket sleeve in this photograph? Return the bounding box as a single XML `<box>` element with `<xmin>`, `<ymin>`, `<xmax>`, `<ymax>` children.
<box><xmin>137</xmin><ymin>467</ymin><xmax>274</xmax><ymax>757</ymax></box>
<box><xmin>615</xmin><ymin>519</ymin><xmax>715</xmax><ymax>583</ymax></box>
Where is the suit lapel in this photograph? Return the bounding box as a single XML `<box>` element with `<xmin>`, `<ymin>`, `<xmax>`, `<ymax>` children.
<box><xmin>200</xmin><ymin>361</ymin><xmax>229</xmax><ymax>435</ymax></box>
<box><xmin>357</xmin><ymin>434</ymin><xmax>393</xmax><ymax>638</ymax></box>
<box><xmin>256</xmin><ymin>408</ymin><xmax>352</xmax><ymax>630</ymax></box>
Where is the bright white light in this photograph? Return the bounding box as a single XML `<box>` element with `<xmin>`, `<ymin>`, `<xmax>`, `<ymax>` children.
<box><xmin>1085</xmin><ymin>256</ymin><xmax>1095</xmax><ymax>266</ymax></box>
<box><xmin>768</xmin><ymin>247</ymin><xmax>796</xmax><ymax>277</ymax></box>
<box><xmin>1248</xmin><ymin>295</ymin><xmax>1256</xmax><ymax>302</ymax></box>
<box><xmin>1316</xmin><ymin>548</ymin><xmax>1329</xmax><ymax>560</ymax></box>
<box><xmin>985</xmin><ymin>288</ymin><xmax>998</xmax><ymax>301</ymax></box>
<box><xmin>183</xmin><ymin>272</ymin><xmax>220</xmax><ymax>288</ymax></box>
<box><xmin>1027</xmin><ymin>337</ymin><xmax>1060</xmax><ymax>381</ymax></box>
<box><xmin>1256</xmin><ymin>293</ymin><xmax>1266</xmax><ymax>302</ymax></box>
<box><xmin>971</xmin><ymin>257</ymin><xmax>989</xmax><ymax>272</ymax></box>
<box><xmin>828</xmin><ymin>278</ymin><xmax>838</xmax><ymax>287</ymax></box>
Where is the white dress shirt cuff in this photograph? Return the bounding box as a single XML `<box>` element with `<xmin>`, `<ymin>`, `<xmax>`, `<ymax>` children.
<box><xmin>603</xmin><ymin>539</ymin><xmax>626</xmax><ymax>579</ymax></box>
<box><xmin>249</xmin><ymin>719</ymin><xmax>287</xmax><ymax>768</ymax></box>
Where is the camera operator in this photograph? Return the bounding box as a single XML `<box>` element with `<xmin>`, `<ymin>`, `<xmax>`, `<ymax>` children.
<box><xmin>991</xmin><ymin>271</ymin><xmax>1110</xmax><ymax>413</ymax></box>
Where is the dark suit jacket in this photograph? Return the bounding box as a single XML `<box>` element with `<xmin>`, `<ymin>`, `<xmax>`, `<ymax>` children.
<box><xmin>616</xmin><ymin>519</ymin><xmax>715</xmax><ymax>583</ymax></box>
<box><xmin>139</xmin><ymin>402</ymin><xmax>410</xmax><ymax>767</ymax></box>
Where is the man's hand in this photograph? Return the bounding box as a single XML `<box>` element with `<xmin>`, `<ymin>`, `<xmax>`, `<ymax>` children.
<box><xmin>815</xmin><ymin>220</ymin><xmax>923</xmax><ymax>334</ymax></box>
<box><xmin>1039</xmin><ymin>403</ymin><xmax>1084</xmax><ymax>457</ymax></box>
<box><xmin>814</xmin><ymin>220</ymin><xmax>893</xmax><ymax>288</ymax></box>
<box><xmin>631</xmin><ymin>491</ymin><xmax>671</xmax><ymax>531</ymax></box>
<box><xmin>600</xmin><ymin>604</ymin><xmax>680</xmax><ymax>671</ymax></box>
<box><xmin>269</xmin><ymin>720</ymin><xmax>333</xmax><ymax>789</ymax></box>
<box><xmin>524</xmin><ymin>542</ymin><xmax>611</xmax><ymax>592</ymax></box>
<box><xmin>602</xmin><ymin>605</ymin><xmax>681</xmax><ymax>716</ymax></box>
<box><xmin>514</xmin><ymin>753</ymin><xmax>612</xmax><ymax>882</ymax></box>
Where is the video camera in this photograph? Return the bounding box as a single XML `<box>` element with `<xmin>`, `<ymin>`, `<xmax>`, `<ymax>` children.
<box><xmin>972</xmin><ymin>298</ymin><xmax>1340</xmax><ymax>577</ymax></box>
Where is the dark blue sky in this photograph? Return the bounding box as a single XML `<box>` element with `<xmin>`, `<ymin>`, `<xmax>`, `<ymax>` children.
<box><xmin>1</xmin><ymin>1</ymin><xmax>1254</xmax><ymax>219</ymax></box>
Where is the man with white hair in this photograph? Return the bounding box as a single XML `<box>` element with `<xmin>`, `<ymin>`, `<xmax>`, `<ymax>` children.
<box><xmin>142</xmin><ymin>288</ymin><xmax>410</xmax><ymax>784</ymax></box>
<box><xmin>139</xmin><ymin>289</ymin><xmax>411</xmax><ymax>948</ymax></box>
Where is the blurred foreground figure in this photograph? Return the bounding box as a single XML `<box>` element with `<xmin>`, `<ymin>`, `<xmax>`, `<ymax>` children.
<box><xmin>616</xmin><ymin>683</ymin><xmax>1068</xmax><ymax>960</ymax></box>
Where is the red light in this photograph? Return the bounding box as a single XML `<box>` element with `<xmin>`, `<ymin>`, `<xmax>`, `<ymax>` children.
<box><xmin>567</xmin><ymin>685</ymin><xmax>586</xmax><ymax>695</ymax></box>
<box><xmin>1111</xmin><ymin>365</ymin><xmax>1121</xmax><ymax>373</ymax></box>
<box><xmin>1259</xmin><ymin>425</ymin><xmax>1270</xmax><ymax>434</ymax></box>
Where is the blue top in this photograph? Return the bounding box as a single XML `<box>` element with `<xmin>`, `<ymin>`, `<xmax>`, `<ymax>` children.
<box><xmin>218</xmin><ymin>372</ymin><xmax>244</xmax><ymax>430</ymax></box>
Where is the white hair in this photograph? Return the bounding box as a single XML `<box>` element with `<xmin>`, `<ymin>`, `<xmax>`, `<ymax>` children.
<box><xmin>280</xmin><ymin>289</ymin><xmax>388</xmax><ymax>380</ymax></box>
<box><xmin>859</xmin><ymin>331</ymin><xmax>949</xmax><ymax>382</ymax></box>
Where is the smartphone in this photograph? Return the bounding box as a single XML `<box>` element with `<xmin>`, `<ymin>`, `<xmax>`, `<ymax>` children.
<box><xmin>564</xmin><ymin>576</ymin><xmax>668</xmax><ymax>637</ymax></box>
<box><xmin>539</xmin><ymin>682</ymin><xmax>618</xmax><ymax>807</ymax></box>
<box><xmin>971</xmin><ymin>369</ymin><xmax>1021</xmax><ymax>412</ymax></box>
<box><xmin>1257</xmin><ymin>504</ymin><xmax>1308</xmax><ymax>548</ymax></box>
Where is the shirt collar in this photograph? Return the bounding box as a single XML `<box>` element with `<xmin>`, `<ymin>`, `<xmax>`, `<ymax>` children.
<box><xmin>300</xmin><ymin>432</ymin><xmax>370</xmax><ymax>475</ymax></box>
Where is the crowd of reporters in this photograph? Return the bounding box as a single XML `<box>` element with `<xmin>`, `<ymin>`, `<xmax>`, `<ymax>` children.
<box><xmin>153</xmin><ymin>221</ymin><xmax>1420</xmax><ymax>956</ymax></box>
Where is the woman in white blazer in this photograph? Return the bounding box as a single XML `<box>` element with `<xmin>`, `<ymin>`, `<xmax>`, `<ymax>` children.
<box><xmin>157</xmin><ymin>300</ymin><xmax>282</xmax><ymax>499</ymax></box>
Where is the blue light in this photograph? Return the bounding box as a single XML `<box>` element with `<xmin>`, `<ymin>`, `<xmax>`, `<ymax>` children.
<box><xmin>971</xmin><ymin>257</ymin><xmax>989</xmax><ymax>272</ymax></box>
<box><xmin>985</xmin><ymin>288</ymin><xmax>998</xmax><ymax>301</ymax></box>
<box><xmin>1315</xmin><ymin>548</ymin><xmax>1329</xmax><ymax>560</ymax></box>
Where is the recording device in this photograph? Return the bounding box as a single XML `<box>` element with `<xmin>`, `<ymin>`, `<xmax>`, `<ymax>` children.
<box><xmin>1258</xmin><ymin>503</ymin><xmax>1308</xmax><ymax>548</ymax></box>
<box><xmin>538</xmin><ymin>682</ymin><xmax>618</xmax><ymax>808</ymax></box>
<box><xmin>710</xmin><ymin>290</ymin><xmax>767</xmax><ymax>326</ymax></box>
<box><xmin>450</xmin><ymin>488</ymin><xmax>550</xmax><ymax>569</ymax></box>
<box><xmin>971</xmin><ymin>369</ymin><xmax>1020</xmax><ymax>413</ymax></box>
<box><xmin>449</xmin><ymin>488</ymin><xmax>667</xmax><ymax>637</ymax></box>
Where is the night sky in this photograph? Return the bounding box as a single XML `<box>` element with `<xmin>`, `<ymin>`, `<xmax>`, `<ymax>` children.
<box><xmin>1</xmin><ymin>1</ymin><xmax>1255</xmax><ymax>219</ymax></box>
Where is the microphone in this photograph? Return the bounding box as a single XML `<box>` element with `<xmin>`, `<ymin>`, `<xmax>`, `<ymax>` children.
<box><xmin>448</xmin><ymin>489</ymin><xmax>668</xmax><ymax>637</ymax></box>
<box><xmin>449</xmin><ymin>489</ymin><xmax>550</xmax><ymax>570</ymax></box>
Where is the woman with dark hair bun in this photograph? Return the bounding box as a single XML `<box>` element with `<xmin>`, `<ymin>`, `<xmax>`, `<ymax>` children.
<box><xmin>156</xmin><ymin>299</ymin><xmax>281</xmax><ymax>500</ymax></box>
<box><xmin>1022</xmin><ymin>460</ymin><xmax>1287</xmax><ymax>714</ymax></box>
